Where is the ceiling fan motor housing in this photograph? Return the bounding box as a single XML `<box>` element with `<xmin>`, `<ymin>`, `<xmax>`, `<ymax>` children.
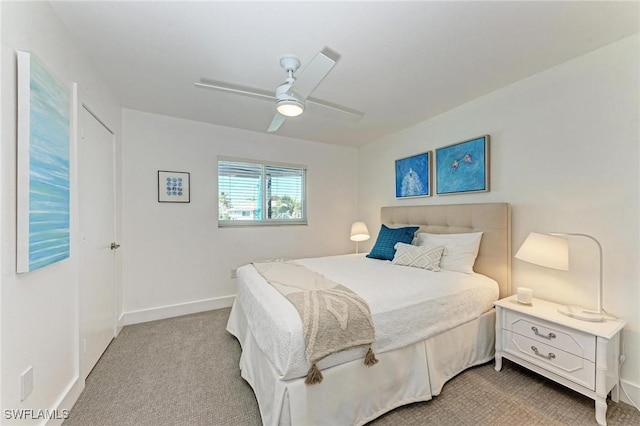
<box><xmin>275</xmin><ymin>82</ymin><xmax>304</xmax><ymax>117</ymax></box>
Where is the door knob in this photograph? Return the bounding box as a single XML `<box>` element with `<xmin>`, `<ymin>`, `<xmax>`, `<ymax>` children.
<box><xmin>110</xmin><ymin>242</ymin><xmax>121</xmax><ymax>250</ymax></box>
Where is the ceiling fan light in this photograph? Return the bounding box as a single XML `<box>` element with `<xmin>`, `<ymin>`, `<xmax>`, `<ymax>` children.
<box><xmin>276</xmin><ymin>99</ymin><xmax>304</xmax><ymax>117</ymax></box>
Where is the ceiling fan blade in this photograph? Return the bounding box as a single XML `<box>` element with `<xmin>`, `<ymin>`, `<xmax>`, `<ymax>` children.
<box><xmin>306</xmin><ymin>97</ymin><xmax>364</xmax><ymax>121</ymax></box>
<box><xmin>267</xmin><ymin>113</ymin><xmax>287</xmax><ymax>132</ymax></box>
<box><xmin>291</xmin><ymin>48</ymin><xmax>340</xmax><ymax>100</ymax></box>
<box><xmin>195</xmin><ymin>78</ymin><xmax>275</xmax><ymax>102</ymax></box>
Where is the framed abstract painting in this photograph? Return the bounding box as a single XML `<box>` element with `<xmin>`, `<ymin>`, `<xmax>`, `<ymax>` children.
<box><xmin>395</xmin><ymin>151</ymin><xmax>432</xmax><ymax>198</ymax></box>
<box><xmin>17</xmin><ymin>51</ymin><xmax>71</xmax><ymax>273</ymax></box>
<box><xmin>435</xmin><ymin>135</ymin><xmax>489</xmax><ymax>195</ymax></box>
<box><xmin>158</xmin><ymin>170</ymin><xmax>190</xmax><ymax>203</ymax></box>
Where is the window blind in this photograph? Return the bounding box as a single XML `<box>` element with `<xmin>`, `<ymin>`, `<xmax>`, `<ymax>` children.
<box><xmin>218</xmin><ymin>159</ymin><xmax>307</xmax><ymax>226</ymax></box>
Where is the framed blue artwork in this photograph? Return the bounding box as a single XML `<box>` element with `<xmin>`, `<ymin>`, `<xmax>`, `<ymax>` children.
<box><xmin>158</xmin><ymin>170</ymin><xmax>190</xmax><ymax>203</ymax></box>
<box><xmin>436</xmin><ymin>136</ymin><xmax>489</xmax><ymax>195</ymax></box>
<box><xmin>17</xmin><ymin>51</ymin><xmax>71</xmax><ymax>273</ymax></box>
<box><xmin>395</xmin><ymin>151</ymin><xmax>432</xmax><ymax>198</ymax></box>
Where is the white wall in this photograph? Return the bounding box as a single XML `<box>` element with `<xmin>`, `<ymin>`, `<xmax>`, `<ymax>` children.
<box><xmin>0</xmin><ymin>1</ymin><xmax>122</xmax><ymax>421</ymax></box>
<box><xmin>358</xmin><ymin>34</ymin><xmax>640</xmax><ymax>404</ymax></box>
<box><xmin>121</xmin><ymin>110</ymin><xmax>358</xmax><ymax>323</ymax></box>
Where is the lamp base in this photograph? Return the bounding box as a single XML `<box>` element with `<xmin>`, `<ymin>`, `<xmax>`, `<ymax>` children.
<box><xmin>557</xmin><ymin>305</ymin><xmax>605</xmax><ymax>322</ymax></box>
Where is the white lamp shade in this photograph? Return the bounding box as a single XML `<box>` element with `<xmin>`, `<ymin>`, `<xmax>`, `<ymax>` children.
<box><xmin>515</xmin><ymin>232</ymin><xmax>569</xmax><ymax>271</ymax></box>
<box><xmin>350</xmin><ymin>221</ymin><xmax>370</xmax><ymax>242</ymax></box>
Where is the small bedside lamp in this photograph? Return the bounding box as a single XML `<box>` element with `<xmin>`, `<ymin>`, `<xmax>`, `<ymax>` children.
<box><xmin>515</xmin><ymin>232</ymin><xmax>605</xmax><ymax>322</ymax></box>
<box><xmin>350</xmin><ymin>221</ymin><xmax>370</xmax><ymax>254</ymax></box>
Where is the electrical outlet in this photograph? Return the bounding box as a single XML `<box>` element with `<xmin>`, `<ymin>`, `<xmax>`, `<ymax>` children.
<box><xmin>21</xmin><ymin>366</ymin><xmax>33</xmax><ymax>401</ymax></box>
<box><xmin>230</xmin><ymin>268</ymin><xmax>237</xmax><ymax>279</ymax></box>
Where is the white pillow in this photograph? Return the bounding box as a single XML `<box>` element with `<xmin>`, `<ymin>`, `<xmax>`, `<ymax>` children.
<box><xmin>392</xmin><ymin>243</ymin><xmax>444</xmax><ymax>271</ymax></box>
<box><xmin>414</xmin><ymin>232</ymin><xmax>483</xmax><ymax>274</ymax></box>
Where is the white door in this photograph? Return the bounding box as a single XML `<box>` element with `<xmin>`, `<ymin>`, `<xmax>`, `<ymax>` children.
<box><xmin>79</xmin><ymin>105</ymin><xmax>117</xmax><ymax>379</ymax></box>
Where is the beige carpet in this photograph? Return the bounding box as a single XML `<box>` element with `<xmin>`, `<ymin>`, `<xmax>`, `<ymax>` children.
<box><xmin>64</xmin><ymin>308</ymin><xmax>639</xmax><ymax>426</ymax></box>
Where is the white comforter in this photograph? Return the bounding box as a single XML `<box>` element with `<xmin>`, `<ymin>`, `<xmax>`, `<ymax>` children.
<box><xmin>230</xmin><ymin>253</ymin><xmax>498</xmax><ymax>380</ymax></box>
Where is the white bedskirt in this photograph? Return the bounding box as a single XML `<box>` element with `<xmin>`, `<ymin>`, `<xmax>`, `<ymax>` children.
<box><xmin>227</xmin><ymin>298</ymin><xmax>496</xmax><ymax>426</ymax></box>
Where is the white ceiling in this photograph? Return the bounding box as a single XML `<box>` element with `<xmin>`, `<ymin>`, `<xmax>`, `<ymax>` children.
<box><xmin>51</xmin><ymin>1</ymin><xmax>639</xmax><ymax>148</ymax></box>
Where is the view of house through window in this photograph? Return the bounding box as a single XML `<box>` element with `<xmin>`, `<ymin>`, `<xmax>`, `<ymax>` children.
<box><xmin>218</xmin><ymin>158</ymin><xmax>307</xmax><ymax>226</ymax></box>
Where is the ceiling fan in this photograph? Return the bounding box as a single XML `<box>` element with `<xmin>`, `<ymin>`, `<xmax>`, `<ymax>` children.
<box><xmin>195</xmin><ymin>48</ymin><xmax>363</xmax><ymax>132</ymax></box>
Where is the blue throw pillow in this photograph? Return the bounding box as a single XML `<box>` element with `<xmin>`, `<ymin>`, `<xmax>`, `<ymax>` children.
<box><xmin>366</xmin><ymin>225</ymin><xmax>420</xmax><ymax>260</ymax></box>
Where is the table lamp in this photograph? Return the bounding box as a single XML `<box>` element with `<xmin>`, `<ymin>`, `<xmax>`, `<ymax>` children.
<box><xmin>515</xmin><ymin>232</ymin><xmax>605</xmax><ymax>322</ymax></box>
<box><xmin>350</xmin><ymin>221</ymin><xmax>370</xmax><ymax>254</ymax></box>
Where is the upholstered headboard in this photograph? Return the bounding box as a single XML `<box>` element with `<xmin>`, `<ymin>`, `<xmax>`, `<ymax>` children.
<box><xmin>380</xmin><ymin>203</ymin><xmax>512</xmax><ymax>298</ymax></box>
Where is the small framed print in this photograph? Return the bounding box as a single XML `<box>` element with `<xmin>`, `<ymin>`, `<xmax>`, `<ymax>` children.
<box><xmin>395</xmin><ymin>151</ymin><xmax>432</xmax><ymax>198</ymax></box>
<box><xmin>435</xmin><ymin>135</ymin><xmax>489</xmax><ymax>195</ymax></box>
<box><xmin>158</xmin><ymin>170</ymin><xmax>190</xmax><ymax>203</ymax></box>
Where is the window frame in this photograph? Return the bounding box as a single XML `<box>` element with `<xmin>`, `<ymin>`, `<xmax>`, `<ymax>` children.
<box><xmin>217</xmin><ymin>156</ymin><xmax>308</xmax><ymax>227</ymax></box>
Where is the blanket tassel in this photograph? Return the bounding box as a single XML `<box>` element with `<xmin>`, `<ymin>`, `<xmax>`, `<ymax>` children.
<box><xmin>305</xmin><ymin>363</ymin><xmax>323</xmax><ymax>385</ymax></box>
<box><xmin>364</xmin><ymin>345</ymin><xmax>378</xmax><ymax>367</ymax></box>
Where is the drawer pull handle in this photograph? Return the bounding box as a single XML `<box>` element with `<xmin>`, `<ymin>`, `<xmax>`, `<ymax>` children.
<box><xmin>531</xmin><ymin>326</ymin><xmax>556</xmax><ymax>340</ymax></box>
<box><xmin>531</xmin><ymin>346</ymin><xmax>556</xmax><ymax>360</ymax></box>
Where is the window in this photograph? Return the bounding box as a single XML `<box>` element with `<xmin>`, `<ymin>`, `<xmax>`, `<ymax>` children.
<box><xmin>218</xmin><ymin>158</ymin><xmax>307</xmax><ymax>226</ymax></box>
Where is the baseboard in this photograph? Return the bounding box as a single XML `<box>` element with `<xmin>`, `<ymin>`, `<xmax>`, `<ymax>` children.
<box><xmin>46</xmin><ymin>375</ymin><xmax>84</xmax><ymax>426</ymax></box>
<box><xmin>116</xmin><ymin>313</ymin><xmax>124</xmax><ymax>337</ymax></box>
<box><xmin>619</xmin><ymin>378</ymin><xmax>640</xmax><ymax>409</ymax></box>
<box><xmin>122</xmin><ymin>295</ymin><xmax>235</xmax><ymax>325</ymax></box>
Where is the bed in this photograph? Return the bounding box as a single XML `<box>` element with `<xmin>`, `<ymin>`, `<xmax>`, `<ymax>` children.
<box><xmin>227</xmin><ymin>202</ymin><xmax>511</xmax><ymax>425</ymax></box>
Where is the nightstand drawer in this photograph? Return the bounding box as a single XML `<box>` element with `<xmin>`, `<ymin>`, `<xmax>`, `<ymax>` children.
<box><xmin>505</xmin><ymin>311</ymin><xmax>596</xmax><ymax>362</ymax></box>
<box><xmin>503</xmin><ymin>330</ymin><xmax>595</xmax><ymax>390</ymax></box>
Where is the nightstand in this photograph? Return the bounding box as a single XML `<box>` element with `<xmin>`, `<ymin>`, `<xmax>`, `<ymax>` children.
<box><xmin>494</xmin><ymin>295</ymin><xmax>626</xmax><ymax>426</ymax></box>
